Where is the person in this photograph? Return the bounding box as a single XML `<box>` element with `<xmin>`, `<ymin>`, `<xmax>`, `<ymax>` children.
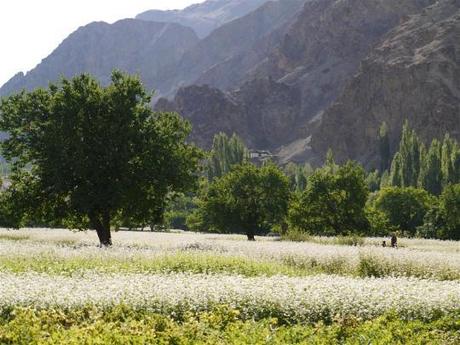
<box><xmin>391</xmin><ymin>234</ymin><xmax>397</xmax><ymax>248</ymax></box>
<box><xmin>382</xmin><ymin>240</ymin><xmax>386</xmax><ymax>247</ymax></box>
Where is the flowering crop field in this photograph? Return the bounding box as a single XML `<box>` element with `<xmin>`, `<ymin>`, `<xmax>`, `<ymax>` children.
<box><xmin>0</xmin><ymin>229</ymin><xmax>459</xmax><ymax>344</ymax></box>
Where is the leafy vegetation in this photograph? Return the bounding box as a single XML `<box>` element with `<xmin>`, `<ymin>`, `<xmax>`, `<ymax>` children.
<box><xmin>0</xmin><ymin>72</ymin><xmax>202</xmax><ymax>245</ymax></box>
<box><xmin>288</xmin><ymin>160</ymin><xmax>370</xmax><ymax>236</ymax></box>
<box><xmin>191</xmin><ymin>163</ymin><xmax>290</xmax><ymax>240</ymax></box>
<box><xmin>1</xmin><ymin>307</ymin><xmax>459</xmax><ymax>345</ymax></box>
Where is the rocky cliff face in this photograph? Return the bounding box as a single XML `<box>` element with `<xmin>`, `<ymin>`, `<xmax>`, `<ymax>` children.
<box><xmin>158</xmin><ymin>0</ymin><xmax>436</xmax><ymax>157</ymax></box>
<box><xmin>0</xmin><ymin>20</ymin><xmax>199</xmax><ymax>97</ymax></box>
<box><xmin>311</xmin><ymin>0</ymin><xmax>460</xmax><ymax>167</ymax></box>
<box><xmin>155</xmin><ymin>85</ymin><xmax>248</xmax><ymax>148</ymax></box>
<box><xmin>155</xmin><ymin>78</ymin><xmax>301</xmax><ymax>149</ymax></box>
<box><xmin>162</xmin><ymin>0</ymin><xmax>304</xmax><ymax>96</ymax></box>
<box><xmin>252</xmin><ymin>0</ymin><xmax>436</xmax><ymax>132</ymax></box>
<box><xmin>136</xmin><ymin>0</ymin><xmax>269</xmax><ymax>38</ymax></box>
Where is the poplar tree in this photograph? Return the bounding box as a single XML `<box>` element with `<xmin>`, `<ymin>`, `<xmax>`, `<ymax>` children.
<box><xmin>207</xmin><ymin>133</ymin><xmax>249</xmax><ymax>180</ymax></box>
<box><xmin>419</xmin><ymin>139</ymin><xmax>442</xmax><ymax>195</ymax></box>
<box><xmin>379</xmin><ymin>122</ymin><xmax>391</xmax><ymax>172</ymax></box>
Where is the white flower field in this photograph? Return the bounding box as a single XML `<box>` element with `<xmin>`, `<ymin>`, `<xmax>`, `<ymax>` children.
<box><xmin>0</xmin><ymin>228</ymin><xmax>459</xmax><ymax>343</ymax></box>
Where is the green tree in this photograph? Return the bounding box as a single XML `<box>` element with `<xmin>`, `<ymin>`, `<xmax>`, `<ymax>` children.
<box><xmin>0</xmin><ymin>72</ymin><xmax>202</xmax><ymax>246</ymax></box>
<box><xmin>284</xmin><ymin>162</ymin><xmax>312</xmax><ymax>192</ymax></box>
<box><xmin>207</xmin><ymin>132</ymin><xmax>249</xmax><ymax>180</ymax></box>
<box><xmin>418</xmin><ymin>139</ymin><xmax>442</xmax><ymax>195</ymax></box>
<box><xmin>389</xmin><ymin>152</ymin><xmax>403</xmax><ymax>187</ymax></box>
<box><xmin>194</xmin><ymin>163</ymin><xmax>290</xmax><ymax>240</ymax></box>
<box><xmin>438</xmin><ymin>184</ymin><xmax>460</xmax><ymax>240</ymax></box>
<box><xmin>366</xmin><ymin>170</ymin><xmax>381</xmax><ymax>193</ymax></box>
<box><xmin>441</xmin><ymin>134</ymin><xmax>455</xmax><ymax>187</ymax></box>
<box><xmin>398</xmin><ymin>121</ymin><xmax>421</xmax><ymax>187</ymax></box>
<box><xmin>288</xmin><ymin>161</ymin><xmax>370</xmax><ymax>236</ymax></box>
<box><xmin>373</xmin><ymin>187</ymin><xmax>431</xmax><ymax>236</ymax></box>
<box><xmin>379</xmin><ymin>122</ymin><xmax>391</xmax><ymax>172</ymax></box>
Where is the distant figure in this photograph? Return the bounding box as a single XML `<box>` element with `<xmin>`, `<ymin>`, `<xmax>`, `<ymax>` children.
<box><xmin>391</xmin><ymin>234</ymin><xmax>398</xmax><ymax>248</ymax></box>
<box><xmin>382</xmin><ymin>240</ymin><xmax>386</xmax><ymax>247</ymax></box>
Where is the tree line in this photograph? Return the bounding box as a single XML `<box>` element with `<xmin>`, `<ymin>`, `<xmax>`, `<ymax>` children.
<box><xmin>0</xmin><ymin>72</ymin><xmax>458</xmax><ymax>244</ymax></box>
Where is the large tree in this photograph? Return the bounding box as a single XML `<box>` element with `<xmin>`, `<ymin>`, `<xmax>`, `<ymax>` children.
<box><xmin>0</xmin><ymin>71</ymin><xmax>202</xmax><ymax>245</ymax></box>
<box><xmin>193</xmin><ymin>163</ymin><xmax>290</xmax><ymax>240</ymax></box>
<box><xmin>288</xmin><ymin>161</ymin><xmax>370</xmax><ymax>236</ymax></box>
<box><xmin>373</xmin><ymin>187</ymin><xmax>431</xmax><ymax>236</ymax></box>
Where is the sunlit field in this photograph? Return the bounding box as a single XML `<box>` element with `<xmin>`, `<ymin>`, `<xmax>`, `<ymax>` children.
<box><xmin>0</xmin><ymin>228</ymin><xmax>459</xmax><ymax>344</ymax></box>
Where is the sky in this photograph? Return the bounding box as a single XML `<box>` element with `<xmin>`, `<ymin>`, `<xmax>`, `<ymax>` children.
<box><xmin>0</xmin><ymin>0</ymin><xmax>203</xmax><ymax>87</ymax></box>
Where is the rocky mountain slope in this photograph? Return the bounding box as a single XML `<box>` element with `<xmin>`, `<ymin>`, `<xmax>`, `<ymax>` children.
<box><xmin>158</xmin><ymin>0</ymin><xmax>436</xmax><ymax>153</ymax></box>
<box><xmin>311</xmin><ymin>0</ymin><xmax>460</xmax><ymax>167</ymax></box>
<box><xmin>136</xmin><ymin>0</ymin><xmax>269</xmax><ymax>38</ymax></box>
<box><xmin>0</xmin><ymin>20</ymin><xmax>199</xmax><ymax>97</ymax></box>
<box><xmin>1</xmin><ymin>0</ymin><xmax>458</xmax><ymax>168</ymax></box>
<box><xmin>160</xmin><ymin>0</ymin><xmax>304</xmax><ymax>96</ymax></box>
<box><xmin>0</xmin><ymin>0</ymin><xmax>295</xmax><ymax>99</ymax></box>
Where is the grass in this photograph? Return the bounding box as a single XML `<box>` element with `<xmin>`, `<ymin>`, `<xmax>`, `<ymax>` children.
<box><xmin>0</xmin><ymin>250</ymin><xmax>458</xmax><ymax>280</ymax></box>
<box><xmin>0</xmin><ymin>252</ymin><xmax>308</xmax><ymax>277</ymax></box>
<box><xmin>0</xmin><ymin>233</ymin><xmax>31</xmax><ymax>242</ymax></box>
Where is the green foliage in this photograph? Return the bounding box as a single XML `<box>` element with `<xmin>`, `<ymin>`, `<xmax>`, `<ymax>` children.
<box><xmin>0</xmin><ymin>72</ymin><xmax>203</xmax><ymax>245</ymax></box>
<box><xmin>379</xmin><ymin>121</ymin><xmax>391</xmax><ymax>172</ymax></box>
<box><xmin>365</xmin><ymin>170</ymin><xmax>381</xmax><ymax>192</ymax></box>
<box><xmin>399</xmin><ymin>121</ymin><xmax>422</xmax><ymax>187</ymax></box>
<box><xmin>388</xmin><ymin>123</ymin><xmax>460</xmax><ymax>195</ymax></box>
<box><xmin>389</xmin><ymin>152</ymin><xmax>403</xmax><ymax>187</ymax></box>
<box><xmin>206</xmin><ymin>132</ymin><xmax>249</xmax><ymax>181</ymax></box>
<box><xmin>193</xmin><ymin>163</ymin><xmax>290</xmax><ymax>240</ymax></box>
<box><xmin>417</xmin><ymin>183</ymin><xmax>460</xmax><ymax>240</ymax></box>
<box><xmin>419</xmin><ymin>139</ymin><xmax>442</xmax><ymax>195</ymax></box>
<box><xmin>373</xmin><ymin>187</ymin><xmax>431</xmax><ymax>236</ymax></box>
<box><xmin>288</xmin><ymin>161</ymin><xmax>370</xmax><ymax>236</ymax></box>
<box><xmin>163</xmin><ymin>193</ymin><xmax>198</xmax><ymax>230</ymax></box>
<box><xmin>437</xmin><ymin>184</ymin><xmax>460</xmax><ymax>240</ymax></box>
<box><xmin>284</xmin><ymin>162</ymin><xmax>313</xmax><ymax>192</ymax></box>
<box><xmin>365</xmin><ymin>203</ymin><xmax>398</xmax><ymax>237</ymax></box>
<box><xmin>1</xmin><ymin>306</ymin><xmax>458</xmax><ymax>345</ymax></box>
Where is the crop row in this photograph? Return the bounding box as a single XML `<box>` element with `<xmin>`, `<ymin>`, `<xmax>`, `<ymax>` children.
<box><xmin>1</xmin><ymin>272</ymin><xmax>459</xmax><ymax>323</ymax></box>
<box><xmin>1</xmin><ymin>234</ymin><xmax>459</xmax><ymax>279</ymax></box>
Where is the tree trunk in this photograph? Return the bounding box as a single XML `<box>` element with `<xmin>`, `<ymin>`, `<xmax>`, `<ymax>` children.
<box><xmin>90</xmin><ymin>212</ymin><xmax>112</xmax><ymax>247</ymax></box>
<box><xmin>96</xmin><ymin>224</ymin><xmax>112</xmax><ymax>247</ymax></box>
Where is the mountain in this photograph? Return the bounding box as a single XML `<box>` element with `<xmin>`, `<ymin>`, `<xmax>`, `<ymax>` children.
<box><xmin>160</xmin><ymin>0</ymin><xmax>304</xmax><ymax>96</ymax></box>
<box><xmin>311</xmin><ymin>0</ymin><xmax>460</xmax><ymax>167</ymax></box>
<box><xmin>157</xmin><ymin>0</ymin><xmax>436</xmax><ymax>154</ymax></box>
<box><xmin>0</xmin><ymin>19</ymin><xmax>199</xmax><ymax>97</ymax></box>
<box><xmin>0</xmin><ymin>0</ymin><xmax>295</xmax><ymax>99</ymax></box>
<box><xmin>136</xmin><ymin>0</ymin><xmax>270</xmax><ymax>38</ymax></box>
<box><xmin>2</xmin><ymin>0</ymin><xmax>458</xmax><ymax>168</ymax></box>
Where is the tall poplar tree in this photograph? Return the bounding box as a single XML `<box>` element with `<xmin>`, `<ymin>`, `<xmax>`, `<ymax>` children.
<box><xmin>207</xmin><ymin>133</ymin><xmax>249</xmax><ymax>180</ymax></box>
<box><xmin>419</xmin><ymin>139</ymin><xmax>442</xmax><ymax>195</ymax></box>
<box><xmin>379</xmin><ymin>122</ymin><xmax>391</xmax><ymax>172</ymax></box>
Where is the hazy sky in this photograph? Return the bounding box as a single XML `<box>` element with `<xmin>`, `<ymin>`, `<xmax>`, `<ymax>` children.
<box><xmin>0</xmin><ymin>1</ymin><xmax>203</xmax><ymax>86</ymax></box>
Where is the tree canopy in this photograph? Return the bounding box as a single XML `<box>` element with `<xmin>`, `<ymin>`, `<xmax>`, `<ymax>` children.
<box><xmin>206</xmin><ymin>132</ymin><xmax>249</xmax><ymax>181</ymax></box>
<box><xmin>192</xmin><ymin>163</ymin><xmax>290</xmax><ymax>240</ymax></box>
<box><xmin>0</xmin><ymin>71</ymin><xmax>202</xmax><ymax>245</ymax></box>
<box><xmin>373</xmin><ymin>187</ymin><xmax>431</xmax><ymax>236</ymax></box>
<box><xmin>288</xmin><ymin>160</ymin><xmax>370</xmax><ymax>236</ymax></box>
